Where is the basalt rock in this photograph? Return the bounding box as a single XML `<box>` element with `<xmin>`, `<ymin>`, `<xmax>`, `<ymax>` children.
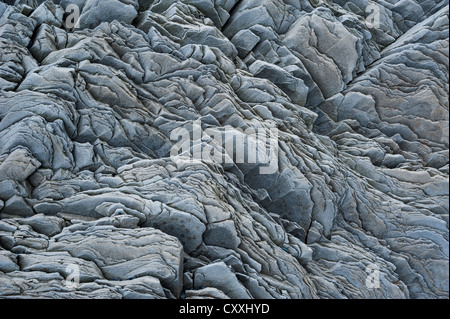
<box><xmin>0</xmin><ymin>0</ymin><xmax>448</xmax><ymax>299</ymax></box>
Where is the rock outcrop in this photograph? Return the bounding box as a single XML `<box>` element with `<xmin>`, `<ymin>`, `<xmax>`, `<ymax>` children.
<box><xmin>0</xmin><ymin>0</ymin><xmax>448</xmax><ymax>299</ymax></box>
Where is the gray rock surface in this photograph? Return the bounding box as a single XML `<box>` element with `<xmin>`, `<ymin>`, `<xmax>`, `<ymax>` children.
<box><xmin>0</xmin><ymin>0</ymin><xmax>448</xmax><ymax>299</ymax></box>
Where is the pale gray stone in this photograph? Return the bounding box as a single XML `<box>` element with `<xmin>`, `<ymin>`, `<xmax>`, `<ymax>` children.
<box><xmin>0</xmin><ymin>250</ymin><xmax>19</xmax><ymax>273</ymax></box>
<box><xmin>49</xmin><ymin>223</ymin><xmax>184</xmax><ymax>296</ymax></box>
<box><xmin>193</xmin><ymin>262</ymin><xmax>252</xmax><ymax>299</ymax></box>
<box><xmin>1</xmin><ymin>195</ymin><xmax>34</xmax><ymax>217</ymax></box>
<box><xmin>78</xmin><ymin>0</ymin><xmax>138</xmax><ymax>29</ymax></box>
<box><xmin>17</xmin><ymin>214</ymin><xmax>64</xmax><ymax>237</ymax></box>
<box><xmin>231</xmin><ymin>29</ymin><xmax>260</xmax><ymax>58</ymax></box>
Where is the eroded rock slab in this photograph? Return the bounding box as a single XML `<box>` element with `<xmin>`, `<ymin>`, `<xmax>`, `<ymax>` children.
<box><xmin>0</xmin><ymin>0</ymin><xmax>448</xmax><ymax>299</ymax></box>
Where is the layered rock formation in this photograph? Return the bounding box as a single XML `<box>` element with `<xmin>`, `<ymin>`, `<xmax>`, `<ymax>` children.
<box><xmin>0</xmin><ymin>0</ymin><xmax>448</xmax><ymax>299</ymax></box>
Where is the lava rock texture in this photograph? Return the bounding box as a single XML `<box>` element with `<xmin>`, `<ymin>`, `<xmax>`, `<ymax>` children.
<box><xmin>0</xmin><ymin>0</ymin><xmax>448</xmax><ymax>299</ymax></box>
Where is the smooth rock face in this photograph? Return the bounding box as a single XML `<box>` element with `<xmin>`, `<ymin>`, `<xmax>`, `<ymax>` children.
<box><xmin>49</xmin><ymin>223</ymin><xmax>184</xmax><ymax>295</ymax></box>
<box><xmin>193</xmin><ymin>262</ymin><xmax>251</xmax><ymax>299</ymax></box>
<box><xmin>0</xmin><ymin>0</ymin><xmax>448</xmax><ymax>299</ymax></box>
<box><xmin>78</xmin><ymin>0</ymin><xmax>138</xmax><ymax>29</ymax></box>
